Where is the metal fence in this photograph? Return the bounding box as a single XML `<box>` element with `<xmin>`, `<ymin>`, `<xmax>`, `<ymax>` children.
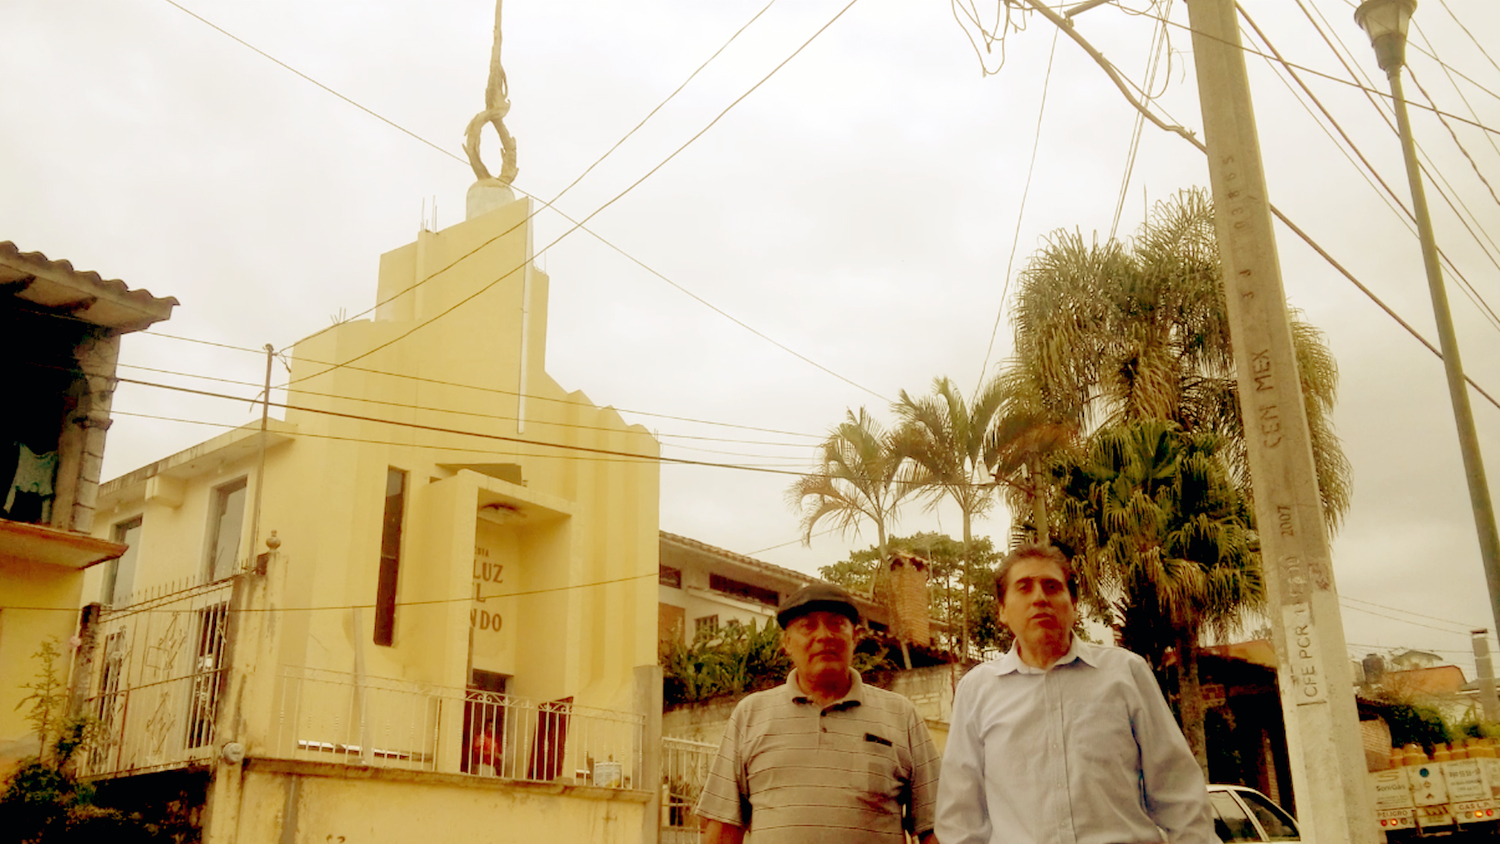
<box><xmin>662</xmin><ymin>736</ymin><xmax>716</xmax><ymax>843</ymax></box>
<box><xmin>272</xmin><ymin>666</ymin><xmax>645</xmax><ymax>786</ymax></box>
<box><xmin>80</xmin><ymin>579</ymin><xmax>236</xmax><ymax>777</ymax></box>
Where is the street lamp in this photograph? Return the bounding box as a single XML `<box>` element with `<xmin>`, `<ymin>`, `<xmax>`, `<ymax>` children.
<box><xmin>1355</xmin><ymin>0</ymin><xmax>1500</xmax><ymax>656</ymax></box>
<box><xmin>1354</xmin><ymin>0</ymin><xmax>1415</xmax><ymax>73</ymax></box>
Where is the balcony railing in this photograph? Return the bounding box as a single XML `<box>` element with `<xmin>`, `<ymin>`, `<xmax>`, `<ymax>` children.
<box><xmin>81</xmin><ymin>580</ymin><xmax>235</xmax><ymax>777</ymax></box>
<box><xmin>272</xmin><ymin>666</ymin><xmax>645</xmax><ymax>787</ymax></box>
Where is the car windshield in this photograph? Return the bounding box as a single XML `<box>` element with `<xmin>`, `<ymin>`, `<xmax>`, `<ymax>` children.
<box><xmin>1237</xmin><ymin>790</ymin><xmax>1299</xmax><ymax>840</ymax></box>
<box><xmin>1210</xmin><ymin>791</ymin><xmax>1261</xmax><ymax>842</ymax></box>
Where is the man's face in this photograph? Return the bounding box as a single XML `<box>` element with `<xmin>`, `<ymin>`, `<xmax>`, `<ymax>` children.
<box><xmin>782</xmin><ymin>610</ymin><xmax>856</xmax><ymax>684</ymax></box>
<box><xmin>999</xmin><ymin>556</ymin><xmax>1078</xmax><ymax>658</ymax></box>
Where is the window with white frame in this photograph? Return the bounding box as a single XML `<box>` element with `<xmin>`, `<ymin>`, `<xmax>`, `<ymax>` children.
<box><xmin>205</xmin><ymin>479</ymin><xmax>247</xmax><ymax>582</ymax></box>
<box><xmin>694</xmin><ymin>615</ymin><xmax>719</xmax><ymax>640</ymax></box>
<box><xmin>103</xmin><ymin>517</ymin><xmax>142</xmax><ymax>606</ymax></box>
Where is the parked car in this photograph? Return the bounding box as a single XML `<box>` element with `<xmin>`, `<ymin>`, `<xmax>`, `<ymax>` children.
<box><xmin>1209</xmin><ymin>784</ymin><xmax>1300</xmax><ymax>842</ymax></box>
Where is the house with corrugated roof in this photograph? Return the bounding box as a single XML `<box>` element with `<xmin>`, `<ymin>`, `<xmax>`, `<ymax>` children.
<box><xmin>0</xmin><ymin>241</ymin><xmax>175</xmax><ymax>776</ymax></box>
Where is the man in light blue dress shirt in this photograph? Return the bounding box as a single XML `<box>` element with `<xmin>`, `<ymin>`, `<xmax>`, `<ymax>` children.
<box><xmin>935</xmin><ymin>543</ymin><xmax>1215</xmax><ymax>844</ymax></box>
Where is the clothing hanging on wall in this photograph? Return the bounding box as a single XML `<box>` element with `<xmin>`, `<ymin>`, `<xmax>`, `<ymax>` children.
<box><xmin>5</xmin><ymin>442</ymin><xmax>58</xmax><ymax>523</ymax></box>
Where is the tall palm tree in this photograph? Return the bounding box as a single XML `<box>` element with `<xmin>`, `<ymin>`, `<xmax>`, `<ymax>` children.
<box><xmin>1054</xmin><ymin>419</ymin><xmax>1263</xmax><ymax>772</ymax></box>
<box><xmin>787</xmin><ymin>407</ymin><xmax>919</xmax><ymax>665</ymax></box>
<box><xmin>787</xmin><ymin>407</ymin><xmax>913</xmax><ymax>556</ymax></box>
<box><xmin>988</xmin><ymin>371</ymin><xmax>1081</xmax><ymax>546</ymax></box>
<box><xmin>1009</xmin><ymin>187</ymin><xmax>1351</xmax><ymax>530</ymax></box>
<box><xmin>1005</xmin><ymin>188</ymin><xmax>1341</xmax><ymax>770</ymax></box>
<box><xmin>892</xmin><ymin>375</ymin><xmax>1006</xmax><ymax>659</ymax></box>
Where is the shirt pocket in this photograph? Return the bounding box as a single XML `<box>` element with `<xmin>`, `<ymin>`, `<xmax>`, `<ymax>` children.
<box><xmin>1068</xmin><ymin>697</ymin><xmax>1139</xmax><ymax>775</ymax></box>
<box><xmin>835</xmin><ymin>729</ymin><xmax>904</xmax><ymax>800</ymax></box>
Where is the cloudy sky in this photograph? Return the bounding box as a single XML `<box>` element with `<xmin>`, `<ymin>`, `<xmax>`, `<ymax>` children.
<box><xmin>6</xmin><ymin>0</ymin><xmax>1499</xmax><ymax>673</ymax></box>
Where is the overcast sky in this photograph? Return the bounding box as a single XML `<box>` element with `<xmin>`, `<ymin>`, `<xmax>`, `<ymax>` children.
<box><xmin>6</xmin><ymin>0</ymin><xmax>1499</xmax><ymax>674</ymax></box>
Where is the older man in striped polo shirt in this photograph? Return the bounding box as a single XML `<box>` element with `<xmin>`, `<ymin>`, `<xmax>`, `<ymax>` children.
<box><xmin>696</xmin><ymin>582</ymin><xmax>940</xmax><ymax>844</ymax></box>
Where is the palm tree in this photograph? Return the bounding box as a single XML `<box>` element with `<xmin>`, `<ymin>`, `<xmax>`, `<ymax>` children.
<box><xmin>988</xmin><ymin>372</ymin><xmax>1081</xmax><ymax>546</ymax></box>
<box><xmin>787</xmin><ymin>407</ymin><xmax>919</xmax><ymax>665</ymax></box>
<box><xmin>892</xmin><ymin>375</ymin><xmax>1006</xmax><ymax>659</ymax></box>
<box><xmin>1053</xmin><ymin>419</ymin><xmax>1263</xmax><ymax>772</ymax></box>
<box><xmin>787</xmin><ymin>407</ymin><xmax>913</xmax><ymax>557</ymax></box>
<box><xmin>1004</xmin><ymin>189</ymin><xmax>1343</xmax><ymax>770</ymax></box>
<box><xmin>1008</xmin><ymin>187</ymin><xmax>1351</xmax><ymax>530</ymax></box>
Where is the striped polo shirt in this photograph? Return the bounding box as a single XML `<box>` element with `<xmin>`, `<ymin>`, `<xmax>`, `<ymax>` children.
<box><xmin>696</xmin><ymin>670</ymin><xmax>940</xmax><ymax>843</ymax></box>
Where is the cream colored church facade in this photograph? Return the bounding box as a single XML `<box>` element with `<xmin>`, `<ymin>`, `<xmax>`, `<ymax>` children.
<box><xmin>80</xmin><ymin>194</ymin><xmax>663</xmax><ymax>844</ymax></box>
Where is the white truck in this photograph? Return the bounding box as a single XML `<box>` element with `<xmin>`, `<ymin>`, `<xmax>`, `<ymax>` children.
<box><xmin>1370</xmin><ymin>745</ymin><xmax>1500</xmax><ymax>839</ymax></box>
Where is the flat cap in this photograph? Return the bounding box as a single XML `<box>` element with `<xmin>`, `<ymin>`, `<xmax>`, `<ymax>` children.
<box><xmin>777</xmin><ymin>581</ymin><xmax>861</xmax><ymax>629</ymax></box>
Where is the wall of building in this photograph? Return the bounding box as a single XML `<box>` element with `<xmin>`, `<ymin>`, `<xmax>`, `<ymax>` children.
<box><xmin>228</xmin><ymin>762</ymin><xmax>647</xmax><ymax>844</ymax></box>
<box><xmin>0</xmin><ymin>559</ymin><xmax>84</xmax><ymax>774</ymax></box>
<box><xmin>662</xmin><ymin>665</ymin><xmax>955</xmax><ymax>754</ymax></box>
<box><xmin>83</xmin><ymin>195</ymin><xmax>661</xmax><ymax>770</ymax></box>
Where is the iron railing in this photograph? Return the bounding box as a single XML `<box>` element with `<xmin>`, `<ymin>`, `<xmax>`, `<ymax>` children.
<box><xmin>80</xmin><ymin>579</ymin><xmax>235</xmax><ymax>777</ymax></box>
<box><xmin>272</xmin><ymin>666</ymin><xmax>645</xmax><ymax>786</ymax></box>
<box><xmin>662</xmin><ymin>736</ymin><xmax>716</xmax><ymax>843</ymax></box>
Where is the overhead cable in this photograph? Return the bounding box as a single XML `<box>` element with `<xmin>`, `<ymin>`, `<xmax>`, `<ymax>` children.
<box><xmin>160</xmin><ymin>0</ymin><xmax>883</xmax><ymax>403</ymax></box>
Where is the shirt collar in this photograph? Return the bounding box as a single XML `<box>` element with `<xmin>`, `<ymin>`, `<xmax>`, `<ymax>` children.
<box><xmin>993</xmin><ymin>635</ymin><xmax>1098</xmax><ymax>675</ymax></box>
<box><xmin>785</xmin><ymin>669</ymin><xmax>865</xmax><ymax>709</ymax></box>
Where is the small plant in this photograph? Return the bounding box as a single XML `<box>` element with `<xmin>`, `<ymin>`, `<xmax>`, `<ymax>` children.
<box><xmin>14</xmin><ymin>639</ymin><xmax>68</xmax><ymax>766</ymax></box>
<box><xmin>0</xmin><ymin>639</ymin><xmax>158</xmax><ymax>842</ymax></box>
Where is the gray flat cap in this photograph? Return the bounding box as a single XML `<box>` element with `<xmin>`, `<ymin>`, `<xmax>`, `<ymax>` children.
<box><xmin>776</xmin><ymin>581</ymin><xmax>861</xmax><ymax>629</ymax></box>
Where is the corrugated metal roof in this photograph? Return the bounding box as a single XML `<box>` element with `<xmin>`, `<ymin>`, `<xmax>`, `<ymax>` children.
<box><xmin>658</xmin><ymin>529</ymin><xmax>886</xmax><ymax>620</ymax></box>
<box><xmin>660</xmin><ymin>530</ymin><xmax>820</xmax><ymax>587</ymax></box>
<box><xmin>0</xmin><ymin>240</ymin><xmax>177</xmax><ymax>332</ymax></box>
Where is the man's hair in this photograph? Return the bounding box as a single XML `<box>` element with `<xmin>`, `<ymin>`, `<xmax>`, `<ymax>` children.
<box><xmin>994</xmin><ymin>543</ymin><xmax>1077</xmax><ymax>603</ymax></box>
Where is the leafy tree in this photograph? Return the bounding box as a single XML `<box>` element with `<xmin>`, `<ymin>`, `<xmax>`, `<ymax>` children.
<box><xmin>1053</xmin><ymin>420</ymin><xmax>1263</xmax><ymax>771</ymax></box>
<box><xmin>820</xmin><ymin>533</ymin><xmax>1010</xmax><ymax>656</ymax></box>
<box><xmin>1005</xmin><ymin>188</ymin><xmax>1351</xmax><ymax>769</ymax></box>
<box><xmin>787</xmin><ymin>407</ymin><xmax>915</xmax><ymax>560</ymax></box>
<box><xmin>1007</xmin><ymin>188</ymin><xmax>1351</xmax><ymax>530</ymax></box>
<box><xmin>660</xmin><ymin>618</ymin><xmax>892</xmax><ymax>707</ymax></box>
<box><xmin>987</xmin><ymin>391</ymin><xmax>1079</xmax><ymax>547</ymax></box>
<box><xmin>892</xmin><ymin>376</ymin><xmax>1006</xmax><ymax>659</ymax></box>
<box><xmin>1381</xmin><ymin>700</ymin><xmax>1453</xmax><ymax>755</ymax></box>
<box><xmin>788</xmin><ymin>408</ymin><xmax>921</xmax><ymax>665</ymax></box>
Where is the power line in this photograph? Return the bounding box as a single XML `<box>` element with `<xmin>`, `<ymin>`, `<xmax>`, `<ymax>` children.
<box><xmin>1022</xmin><ymin>0</ymin><xmax>1500</xmax><ymax>414</ymax></box>
<box><xmin>976</xmin><ymin>26</ymin><xmax>1058</xmax><ymax>389</ymax></box>
<box><xmin>1239</xmin><ymin>7</ymin><xmax>1500</xmax><ymax>337</ymax></box>
<box><xmin>135</xmin><ymin>330</ymin><xmax>822</xmax><ymax>440</ymax></box>
<box><xmin>105</xmin><ymin>382</ymin><xmax>990</xmax><ymax>488</ymax></box>
<box><xmin>114</xmin><ymin>377</ymin><xmax>815</xmax><ymax>477</ymax></box>
<box><xmin>108</xmin><ymin>407</ymin><xmax>809</xmax><ymax>466</ymax></box>
<box><xmin>1133</xmin><ymin>5</ymin><xmax>1500</xmax><ymax>137</ymax></box>
<box><xmin>160</xmin><ymin>0</ymin><xmax>883</xmax><ymax>404</ymax></box>
<box><xmin>1339</xmin><ymin>600</ymin><xmax>1477</xmax><ymax>635</ymax></box>
<box><xmin>1409</xmin><ymin>66</ymin><xmax>1500</xmax><ymax>211</ymax></box>
<box><xmin>1341</xmin><ymin>594</ymin><xmax>1480</xmax><ymax>632</ymax></box>
<box><xmin>0</xmin><ymin>570</ymin><xmax>662</xmax><ymax>615</ymax></box>
<box><xmin>1437</xmin><ymin>0</ymin><xmax>1500</xmax><ymax>82</ymax></box>
<box><xmin>1108</xmin><ymin>0</ymin><xmax>1173</xmax><ymax>242</ymax></box>
<box><xmin>1413</xmin><ymin>13</ymin><xmax>1500</xmax><ymax>174</ymax></box>
<box><xmin>745</xmin><ymin>525</ymin><xmax>842</xmax><ymax>556</ymax></box>
<box><xmin>115</xmin><ymin>360</ymin><xmax>819</xmax><ymax>450</ymax></box>
<box><xmin>263</xmin><ymin>0</ymin><xmax>879</xmax><ymax>401</ymax></box>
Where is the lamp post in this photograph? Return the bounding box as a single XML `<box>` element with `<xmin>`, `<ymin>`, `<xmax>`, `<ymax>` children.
<box><xmin>1355</xmin><ymin>0</ymin><xmax>1500</xmax><ymax>638</ymax></box>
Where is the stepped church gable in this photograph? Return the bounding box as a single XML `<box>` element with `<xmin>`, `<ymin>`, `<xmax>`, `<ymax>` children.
<box><xmin>80</xmin><ymin>192</ymin><xmax>664</xmax><ymax>842</ymax></box>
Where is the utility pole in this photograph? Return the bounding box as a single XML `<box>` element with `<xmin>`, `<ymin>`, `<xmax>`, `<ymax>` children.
<box><xmin>1474</xmin><ymin>629</ymin><xmax>1500</xmax><ymax>722</ymax></box>
<box><xmin>1185</xmin><ymin>2</ymin><xmax>1374</xmax><ymax>841</ymax></box>
<box><xmin>1353</xmin><ymin>0</ymin><xmax>1500</xmax><ymax>658</ymax></box>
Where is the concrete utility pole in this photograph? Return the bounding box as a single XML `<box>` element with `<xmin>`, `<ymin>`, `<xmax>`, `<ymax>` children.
<box><xmin>1184</xmin><ymin>2</ymin><xmax>1375</xmax><ymax>842</ymax></box>
<box><xmin>1474</xmin><ymin>629</ymin><xmax>1500</xmax><ymax>722</ymax></box>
